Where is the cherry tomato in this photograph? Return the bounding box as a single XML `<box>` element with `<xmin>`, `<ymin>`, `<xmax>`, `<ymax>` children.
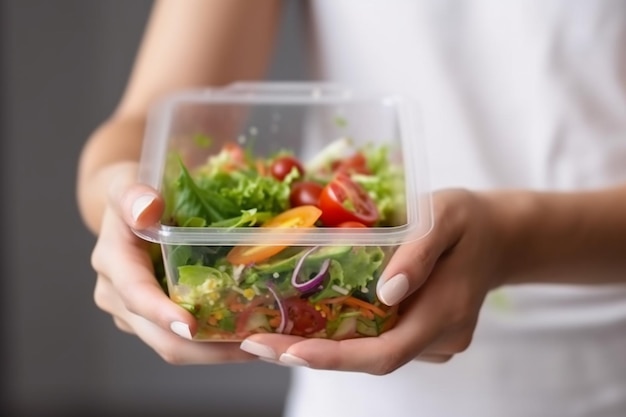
<box><xmin>270</xmin><ymin>156</ymin><xmax>305</xmax><ymax>181</ymax></box>
<box><xmin>284</xmin><ymin>297</ymin><xmax>327</xmax><ymax>336</ymax></box>
<box><xmin>226</xmin><ymin>205</ymin><xmax>322</xmax><ymax>264</ymax></box>
<box><xmin>337</xmin><ymin>221</ymin><xmax>367</xmax><ymax>228</ymax></box>
<box><xmin>289</xmin><ymin>181</ymin><xmax>324</xmax><ymax>207</ymax></box>
<box><xmin>319</xmin><ymin>173</ymin><xmax>379</xmax><ymax>227</ymax></box>
<box><xmin>331</xmin><ymin>152</ymin><xmax>371</xmax><ymax>175</ymax></box>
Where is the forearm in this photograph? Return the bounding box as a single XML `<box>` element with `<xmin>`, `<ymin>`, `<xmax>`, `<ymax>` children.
<box><xmin>76</xmin><ymin>117</ymin><xmax>145</xmax><ymax>234</ymax></box>
<box><xmin>76</xmin><ymin>0</ymin><xmax>281</xmax><ymax>234</ymax></box>
<box><xmin>486</xmin><ymin>185</ymin><xmax>626</xmax><ymax>285</ymax></box>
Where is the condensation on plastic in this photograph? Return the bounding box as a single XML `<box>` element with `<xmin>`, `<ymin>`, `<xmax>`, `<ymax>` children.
<box><xmin>133</xmin><ymin>82</ymin><xmax>433</xmax><ymax>246</ymax></box>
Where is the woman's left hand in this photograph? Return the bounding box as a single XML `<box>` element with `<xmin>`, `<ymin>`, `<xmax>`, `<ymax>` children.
<box><xmin>239</xmin><ymin>189</ymin><xmax>508</xmax><ymax>374</ymax></box>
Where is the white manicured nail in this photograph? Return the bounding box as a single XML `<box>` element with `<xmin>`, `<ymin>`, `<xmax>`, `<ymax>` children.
<box><xmin>377</xmin><ymin>273</ymin><xmax>409</xmax><ymax>306</ymax></box>
<box><xmin>240</xmin><ymin>340</ymin><xmax>277</xmax><ymax>360</ymax></box>
<box><xmin>279</xmin><ymin>353</ymin><xmax>310</xmax><ymax>367</ymax></box>
<box><xmin>132</xmin><ymin>195</ymin><xmax>156</xmax><ymax>222</ymax></box>
<box><xmin>170</xmin><ymin>321</ymin><xmax>193</xmax><ymax>340</ymax></box>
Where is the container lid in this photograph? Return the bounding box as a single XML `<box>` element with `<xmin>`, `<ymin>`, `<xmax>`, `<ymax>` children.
<box><xmin>133</xmin><ymin>82</ymin><xmax>432</xmax><ymax>246</ymax></box>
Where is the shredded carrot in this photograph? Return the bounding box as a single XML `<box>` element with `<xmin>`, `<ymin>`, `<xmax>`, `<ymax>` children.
<box><xmin>207</xmin><ymin>316</ymin><xmax>218</xmax><ymax>326</ymax></box>
<box><xmin>268</xmin><ymin>316</ymin><xmax>281</xmax><ymax>328</ymax></box>
<box><xmin>343</xmin><ymin>296</ymin><xmax>388</xmax><ymax>318</ymax></box>
<box><xmin>316</xmin><ymin>303</ymin><xmax>332</xmax><ymax>319</ymax></box>
<box><xmin>319</xmin><ymin>296</ymin><xmax>349</xmax><ymax>305</ymax></box>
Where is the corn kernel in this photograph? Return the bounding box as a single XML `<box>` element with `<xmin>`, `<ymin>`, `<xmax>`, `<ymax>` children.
<box><xmin>243</xmin><ymin>288</ymin><xmax>256</xmax><ymax>300</ymax></box>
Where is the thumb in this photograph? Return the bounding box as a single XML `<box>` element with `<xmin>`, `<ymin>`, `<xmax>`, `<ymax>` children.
<box><xmin>376</xmin><ymin>222</ymin><xmax>457</xmax><ymax>306</ymax></box>
<box><xmin>107</xmin><ymin>162</ymin><xmax>164</xmax><ymax>230</ymax></box>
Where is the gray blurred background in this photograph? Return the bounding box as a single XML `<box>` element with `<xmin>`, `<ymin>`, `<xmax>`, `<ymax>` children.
<box><xmin>1</xmin><ymin>1</ymin><xmax>306</xmax><ymax>416</ymax></box>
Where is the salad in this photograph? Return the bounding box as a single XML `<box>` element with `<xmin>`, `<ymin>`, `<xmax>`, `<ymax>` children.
<box><xmin>159</xmin><ymin>136</ymin><xmax>406</xmax><ymax>341</ymax></box>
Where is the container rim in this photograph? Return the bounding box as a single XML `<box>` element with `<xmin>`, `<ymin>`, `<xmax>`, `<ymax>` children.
<box><xmin>132</xmin><ymin>82</ymin><xmax>433</xmax><ymax>246</ymax></box>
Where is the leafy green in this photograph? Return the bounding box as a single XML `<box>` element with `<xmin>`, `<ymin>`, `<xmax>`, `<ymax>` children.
<box><xmin>196</xmin><ymin>170</ymin><xmax>291</xmax><ymax>216</ymax></box>
<box><xmin>178</xmin><ymin>264</ymin><xmax>233</xmax><ymax>287</ymax></box>
<box><xmin>208</xmin><ymin>208</ymin><xmax>273</xmax><ymax>228</ymax></box>
<box><xmin>353</xmin><ymin>144</ymin><xmax>406</xmax><ymax>226</ymax></box>
<box><xmin>171</xmin><ymin>160</ymin><xmax>241</xmax><ymax>225</ymax></box>
<box><xmin>310</xmin><ymin>247</ymin><xmax>385</xmax><ymax>302</ymax></box>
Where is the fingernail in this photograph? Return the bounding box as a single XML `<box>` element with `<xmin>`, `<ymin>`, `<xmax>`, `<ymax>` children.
<box><xmin>377</xmin><ymin>273</ymin><xmax>409</xmax><ymax>306</ymax></box>
<box><xmin>240</xmin><ymin>340</ymin><xmax>277</xmax><ymax>360</ymax></box>
<box><xmin>132</xmin><ymin>194</ymin><xmax>156</xmax><ymax>222</ymax></box>
<box><xmin>258</xmin><ymin>357</ymin><xmax>290</xmax><ymax>366</ymax></box>
<box><xmin>170</xmin><ymin>321</ymin><xmax>193</xmax><ymax>340</ymax></box>
<box><xmin>279</xmin><ymin>353</ymin><xmax>310</xmax><ymax>367</ymax></box>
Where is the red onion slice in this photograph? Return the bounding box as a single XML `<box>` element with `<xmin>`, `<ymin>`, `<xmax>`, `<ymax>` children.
<box><xmin>266</xmin><ymin>283</ymin><xmax>287</xmax><ymax>334</ymax></box>
<box><xmin>291</xmin><ymin>246</ymin><xmax>330</xmax><ymax>293</ymax></box>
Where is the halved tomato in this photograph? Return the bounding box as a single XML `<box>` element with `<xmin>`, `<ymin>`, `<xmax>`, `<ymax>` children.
<box><xmin>226</xmin><ymin>205</ymin><xmax>322</xmax><ymax>265</ymax></box>
<box><xmin>319</xmin><ymin>173</ymin><xmax>379</xmax><ymax>227</ymax></box>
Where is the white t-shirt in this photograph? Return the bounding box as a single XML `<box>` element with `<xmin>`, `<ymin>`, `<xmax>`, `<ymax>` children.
<box><xmin>284</xmin><ymin>1</ymin><xmax>626</xmax><ymax>417</ymax></box>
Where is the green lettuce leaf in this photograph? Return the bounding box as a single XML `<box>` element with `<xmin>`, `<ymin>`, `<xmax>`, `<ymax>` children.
<box><xmin>310</xmin><ymin>246</ymin><xmax>385</xmax><ymax>302</ymax></box>
<box><xmin>353</xmin><ymin>144</ymin><xmax>407</xmax><ymax>226</ymax></box>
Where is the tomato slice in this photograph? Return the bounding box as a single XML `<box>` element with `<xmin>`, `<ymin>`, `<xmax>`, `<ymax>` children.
<box><xmin>319</xmin><ymin>173</ymin><xmax>379</xmax><ymax>227</ymax></box>
<box><xmin>226</xmin><ymin>205</ymin><xmax>322</xmax><ymax>265</ymax></box>
<box><xmin>284</xmin><ymin>297</ymin><xmax>327</xmax><ymax>336</ymax></box>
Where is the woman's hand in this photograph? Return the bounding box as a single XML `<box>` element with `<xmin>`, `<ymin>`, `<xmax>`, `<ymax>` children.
<box><xmin>90</xmin><ymin>162</ymin><xmax>254</xmax><ymax>364</ymax></box>
<box><xmin>239</xmin><ymin>189</ymin><xmax>506</xmax><ymax>374</ymax></box>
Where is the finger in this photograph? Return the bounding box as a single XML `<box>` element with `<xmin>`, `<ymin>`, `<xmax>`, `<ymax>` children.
<box><xmin>125</xmin><ymin>313</ymin><xmax>255</xmax><ymax>365</ymax></box>
<box><xmin>246</xmin><ymin>259</ymin><xmax>477</xmax><ymax>374</ymax></box>
<box><xmin>375</xmin><ymin>232</ymin><xmax>450</xmax><ymax>307</ymax></box>
<box><xmin>113</xmin><ymin>317</ymin><xmax>134</xmax><ymax>334</ymax></box>
<box><xmin>107</xmin><ymin>162</ymin><xmax>164</xmax><ymax>230</ymax></box>
<box><xmin>240</xmin><ymin>296</ymin><xmax>444</xmax><ymax>375</ymax></box>
<box><xmin>94</xmin><ymin>268</ymin><xmax>254</xmax><ymax>365</ymax></box>
<box><xmin>93</xmin><ymin>209</ymin><xmax>196</xmax><ymax>339</ymax></box>
<box><xmin>419</xmin><ymin>318</ymin><xmax>476</xmax><ymax>356</ymax></box>
<box><xmin>93</xmin><ymin>274</ymin><xmax>139</xmax><ymax>335</ymax></box>
<box><xmin>376</xmin><ymin>192</ymin><xmax>468</xmax><ymax>307</ymax></box>
<box><xmin>103</xmin><ymin>280</ymin><xmax>254</xmax><ymax>364</ymax></box>
<box><xmin>240</xmin><ymin>335</ymin><xmax>305</xmax><ymax>362</ymax></box>
<box><xmin>414</xmin><ymin>353</ymin><xmax>454</xmax><ymax>363</ymax></box>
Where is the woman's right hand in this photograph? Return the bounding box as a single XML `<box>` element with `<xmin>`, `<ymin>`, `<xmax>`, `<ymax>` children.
<box><xmin>90</xmin><ymin>162</ymin><xmax>254</xmax><ymax>364</ymax></box>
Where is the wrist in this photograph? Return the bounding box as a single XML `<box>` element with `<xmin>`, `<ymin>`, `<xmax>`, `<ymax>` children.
<box><xmin>479</xmin><ymin>185</ymin><xmax>626</xmax><ymax>286</ymax></box>
<box><xmin>479</xmin><ymin>190</ymin><xmax>540</xmax><ymax>287</ymax></box>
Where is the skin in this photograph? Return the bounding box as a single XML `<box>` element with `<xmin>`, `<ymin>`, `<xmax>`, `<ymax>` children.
<box><xmin>77</xmin><ymin>0</ymin><xmax>282</xmax><ymax>364</ymax></box>
<box><xmin>77</xmin><ymin>0</ymin><xmax>626</xmax><ymax>372</ymax></box>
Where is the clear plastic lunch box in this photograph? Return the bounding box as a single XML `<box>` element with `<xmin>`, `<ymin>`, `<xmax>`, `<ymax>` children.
<box><xmin>134</xmin><ymin>82</ymin><xmax>432</xmax><ymax>341</ymax></box>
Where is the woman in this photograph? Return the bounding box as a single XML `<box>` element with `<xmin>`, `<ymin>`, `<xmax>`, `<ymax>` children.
<box><xmin>77</xmin><ymin>1</ymin><xmax>626</xmax><ymax>416</ymax></box>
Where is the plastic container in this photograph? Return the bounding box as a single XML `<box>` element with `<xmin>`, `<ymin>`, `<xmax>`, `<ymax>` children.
<box><xmin>134</xmin><ymin>82</ymin><xmax>432</xmax><ymax>341</ymax></box>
